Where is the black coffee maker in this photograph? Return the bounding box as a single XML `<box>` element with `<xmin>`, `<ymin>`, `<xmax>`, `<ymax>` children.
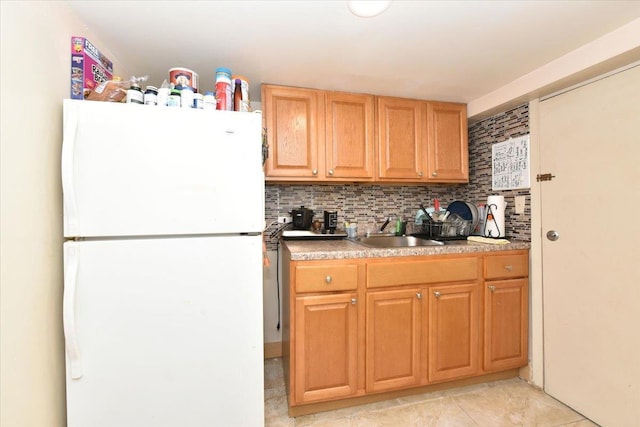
<box><xmin>323</xmin><ymin>211</ymin><xmax>338</xmax><ymax>234</ymax></box>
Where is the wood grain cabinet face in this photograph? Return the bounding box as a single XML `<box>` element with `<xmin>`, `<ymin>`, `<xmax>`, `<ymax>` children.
<box><xmin>263</xmin><ymin>85</ymin><xmax>468</xmax><ymax>183</ymax></box>
<box><xmin>484</xmin><ymin>253</ymin><xmax>529</xmax><ymax>280</ymax></box>
<box><xmin>262</xmin><ymin>85</ymin><xmax>323</xmax><ymax>180</ymax></box>
<box><xmin>366</xmin><ymin>289</ymin><xmax>422</xmax><ymax>393</ymax></box>
<box><xmin>294</xmin><ymin>293</ymin><xmax>358</xmax><ymax>403</ymax></box>
<box><xmin>263</xmin><ymin>85</ymin><xmax>374</xmax><ymax>182</ymax></box>
<box><xmin>295</xmin><ymin>264</ymin><xmax>358</xmax><ymax>293</ymax></box>
<box><xmin>483</xmin><ymin>251</ymin><xmax>529</xmax><ymax>372</ymax></box>
<box><xmin>483</xmin><ymin>278</ymin><xmax>528</xmax><ymax>372</ymax></box>
<box><xmin>376</xmin><ymin>97</ymin><xmax>426</xmax><ymax>181</ymax></box>
<box><xmin>426</xmin><ymin>102</ymin><xmax>469</xmax><ymax>182</ymax></box>
<box><xmin>325</xmin><ymin>92</ymin><xmax>375</xmax><ymax>180</ymax></box>
<box><xmin>283</xmin><ymin>251</ymin><xmax>529</xmax><ymax>412</ymax></box>
<box><xmin>427</xmin><ymin>283</ymin><xmax>480</xmax><ymax>382</ymax></box>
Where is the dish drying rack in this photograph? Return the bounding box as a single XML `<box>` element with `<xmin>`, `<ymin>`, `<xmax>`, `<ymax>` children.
<box><xmin>420</xmin><ymin>219</ymin><xmax>473</xmax><ymax>239</ymax></box>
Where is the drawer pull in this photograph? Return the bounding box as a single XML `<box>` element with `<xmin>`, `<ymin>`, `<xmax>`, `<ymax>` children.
<box><xmin>433</xmin><ymin>291</ymin><xmax>441</xmax><ymax>298</ymax></box>
<box><xmin>351</xmin><ymin>298</ymin><xmax>357</xmax><ymax>305</ymax></box>
<box><xmin>505</xmin><ymin>265</ymin><xmax>513</xmax><ymax>271</ymax></box>
<box><xmin>488</xmin><ymin>285</ymin><xmax>496</xmax><ymax>292</ymax></box>
<box><xmin>416</xmin><ymin>292</ymin><xmax>422</xmax><ymax>300</ymax></box>
<box><xmin>325</xmin><ymin>276</ymin><xmax>332</xmax><ymax>284</ymax></box>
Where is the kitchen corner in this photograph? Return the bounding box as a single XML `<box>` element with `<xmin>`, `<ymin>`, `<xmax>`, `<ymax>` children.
<box><xmin>261</xmin><ymin>104</ymin><xmax>532</xmax><ymax>362</ymax></box>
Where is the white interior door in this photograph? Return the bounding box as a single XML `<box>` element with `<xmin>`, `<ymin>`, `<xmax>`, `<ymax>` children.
<box><xmin>540</xmin><ymin>65</ymin><xmax>640</xmax><ymax>426</ymax></box>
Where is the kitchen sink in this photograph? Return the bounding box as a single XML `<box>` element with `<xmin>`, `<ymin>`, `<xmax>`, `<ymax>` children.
<box><xmin>352</xmin><ymin>236</ymin><xmax>444</xmax><ymax>248</ymax></box>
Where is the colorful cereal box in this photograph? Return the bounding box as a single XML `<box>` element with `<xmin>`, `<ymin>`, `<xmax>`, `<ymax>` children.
<box><xmin>70</xmin><ymin>36</ymin><xmax>113</xmax><ymax>99</ymax></box>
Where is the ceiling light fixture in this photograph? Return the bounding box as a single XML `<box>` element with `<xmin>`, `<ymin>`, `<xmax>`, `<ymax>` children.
<box><xmin>347</xmin><ymin>0</ymin><xmax>392</xmax><ymax>18</ymax></box>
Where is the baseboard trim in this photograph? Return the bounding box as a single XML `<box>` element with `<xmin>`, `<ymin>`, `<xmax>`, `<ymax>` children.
<box><xmin>264</xmin><ymin>341</ymin><xmax>282</xmax><ymax>359</ymax></box>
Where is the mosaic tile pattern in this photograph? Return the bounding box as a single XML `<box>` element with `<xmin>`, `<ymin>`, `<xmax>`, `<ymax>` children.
<box><xmin>265</xmin><ymin>104</ymin><xmax>530</xmax><ymax>250</ymax></box>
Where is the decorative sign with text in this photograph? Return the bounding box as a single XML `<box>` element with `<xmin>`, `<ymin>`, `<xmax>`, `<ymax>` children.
<box><xmin>492</xmin><ymin>134</ymin><xmax>530</xmax><ymax>190</ymax></box>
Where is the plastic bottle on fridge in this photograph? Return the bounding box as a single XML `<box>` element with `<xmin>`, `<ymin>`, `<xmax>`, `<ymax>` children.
<box><xmin>232</xmin><ymin>75</ymin><xmax>250</xmax><ymax>112</ymax></box>
<box><xmin>215</xmin><ymin>67</ymin><xmax>232</xmax><ymax>111</ymax></box>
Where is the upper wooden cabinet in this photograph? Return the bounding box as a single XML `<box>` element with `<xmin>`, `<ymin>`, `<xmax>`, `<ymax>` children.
<box><xmin>262</xmin><ymin>85</ymin><xmax>323</xmax><ymax>179</ymax></box>
<box><xmin>325</xmin><ymin>92</ymin><xmax>375</xmax><ymax>180</ymax></box>
<box><xmin>426</xmin><ymin>102</ymin><xmax>469</xmax><ymax>183</ymax></box>
<box><xmin>262</xmin><ymin>84</ymin><xmax>468</xmax><ymax>183</ymax></box>
<box><xmin>376</xmin><ymin>97</ymin><xmax>425</xmax><ymax>181</ymax></box>
<box><xmin>262</xmin><ymin>85</ymin><xmax>374</xmax><ymax>181</ymax></box>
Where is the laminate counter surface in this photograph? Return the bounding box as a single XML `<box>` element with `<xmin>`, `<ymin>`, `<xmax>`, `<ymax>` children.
<box><xmin>283</xmin><ymin>239</ymin><xmax>531</xmax><ymax>261</ymax></box>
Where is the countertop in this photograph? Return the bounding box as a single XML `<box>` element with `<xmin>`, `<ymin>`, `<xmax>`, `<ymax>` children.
<box><xmin>283</xmin><ymin>238</ymin><xmax>530</xmax><ymax>261</ymax></box>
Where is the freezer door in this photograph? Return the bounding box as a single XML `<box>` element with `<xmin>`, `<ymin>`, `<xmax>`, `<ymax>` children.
<box><xmin>63</xmin><ymin>236</ymin><xmax>264</xmax><ymax>427</ymax></box>
<box><xmin>62</xmin><ymin>99</ymin><xmax>264</xmax><ymax>238</ymax></box>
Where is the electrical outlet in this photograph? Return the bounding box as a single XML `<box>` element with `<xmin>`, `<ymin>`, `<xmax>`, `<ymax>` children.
<box><xmin>277</xmin><ymin>216</ymin><xmax>291</xmax><ymax>224</ymax></box>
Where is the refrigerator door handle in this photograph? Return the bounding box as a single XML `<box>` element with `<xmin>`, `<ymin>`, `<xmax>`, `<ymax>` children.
<box><xmin>63</xmin><ymin>243</ymin><xmax>83</xmax><ymax>379</ymax></box>
<box><xmin>61</xmin><ymin>103</ymin><xmax>79</xmax><ymax>236</ymax></box>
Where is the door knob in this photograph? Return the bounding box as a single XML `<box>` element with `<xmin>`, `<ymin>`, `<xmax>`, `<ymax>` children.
<box><xmin>546</xmin><ymin>230</ymin><xmax>559</xmax><ymax>241</ymax></box>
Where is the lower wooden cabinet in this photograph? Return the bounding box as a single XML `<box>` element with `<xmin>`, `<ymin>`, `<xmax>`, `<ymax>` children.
<box><xmin>427</xmin><ymin>283</ymin><xmax>480</xmax><ymax>382</ymax></box>
<box><xmin>283</xmin><ymin>250</ymin><xmax>529</xmax><ymax>413</ymax></box>
<box><xmin>366</xmin><ymin>289</ymin><xmax>422</xmax><ymax>393</ymax></box>
<box><xmin>483</xmin><ymin>278</ymin><xmax>528</xmax><ymax>372</ymax></box>
<box><xmin>294</xmin><ymin>293</ymin><xmax>359</xmax><ymax>403</ymax></box>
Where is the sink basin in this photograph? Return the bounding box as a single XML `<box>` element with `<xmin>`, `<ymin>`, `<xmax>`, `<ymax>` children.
<box><xmin>352</xmin><ymin>236</ymin><xmax>444</xmax><ymax>248</ymax></box>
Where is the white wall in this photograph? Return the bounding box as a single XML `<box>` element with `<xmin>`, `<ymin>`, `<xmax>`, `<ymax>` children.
<box><xmin>0</xmin><ymin>2</ymin><xmax>126</xmax><ymax>425</ymax></box>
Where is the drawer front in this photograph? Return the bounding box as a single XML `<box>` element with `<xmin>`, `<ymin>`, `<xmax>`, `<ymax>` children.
<box><xmin>295</xmin><ymin>264</ymin><xmax>358</xmax><ymax>293</ymax></box>
<box><xmin>484</xmin><ymin>253</ymin><xmax>529</xmax><ymax>279</ymax></box>
<box><xmin>367</xmin><ymin>257</ymin><xmax>478</xmax><ymax>288</ymax></box>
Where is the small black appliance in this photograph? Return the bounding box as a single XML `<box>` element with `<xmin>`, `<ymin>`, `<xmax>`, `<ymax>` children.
<box><xmin>323</xmin><ymin>211</ymin><xmax>338</xmax><ymax>234</ymax></box>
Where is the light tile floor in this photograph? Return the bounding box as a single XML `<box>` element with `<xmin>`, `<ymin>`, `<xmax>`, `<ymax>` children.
<box><xmin>264</xmin><ymin>358</ymin><xmax>599</xmax><ymax>427</ymax></box>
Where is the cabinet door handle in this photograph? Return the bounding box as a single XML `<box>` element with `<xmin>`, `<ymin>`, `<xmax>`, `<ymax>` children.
<box><xmin>433</xmin><ymin>291</ymin><xmax>441</xmax><ymax>298</ymax></box>
<box><xmin>351</xmin><ymin>298</ymin><xmax>357</xmax><ymax>305</ymax></box>
<box><xmin>312</xmin><ymin>169</ymin><xmax>318</xmax><ymax>175</ymax></box>
<box><xmin>432</xmin><ymin>172</ymin><xmax>438</xmax><ymax>177</ymax></box>
<box><xmin>417</xmin><ymin>171</ymin><xmax>423</xmax><ymax>177</ymax></box>
<box><xmin>505</xmin><ymin>265</ymin><xmax>513</xmax><ymax>271</ymax></box>
<box><xmin>416</xmin><ymin>292</ymin><xmax>422</xmax><ymax>299</ymax></box>
<box><xmin>325</xmin><ymin>276</ymin><xmax>332</xmax><ymax>284</ymax></box>
<box><xmin>328</xmin><ymin>169</ymin><xmax>334</xmax><ymax>175</ymax></box>
<box><xmin>488</xmin><ymin>285</ymin><xmax>496</xmax><ymax>292</ymax></box>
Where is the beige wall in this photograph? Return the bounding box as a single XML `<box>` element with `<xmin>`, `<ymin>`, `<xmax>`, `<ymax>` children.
<box><xmin>0</xmin><ymin>2</ymin><xmax>126</xmax><ymax>425</ymax></box>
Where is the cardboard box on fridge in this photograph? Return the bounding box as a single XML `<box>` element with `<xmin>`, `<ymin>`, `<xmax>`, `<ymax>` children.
<box><xmin>70</xmin><ymin>36</ymin><xmax>114</xmax><ymax>99</ymax></box>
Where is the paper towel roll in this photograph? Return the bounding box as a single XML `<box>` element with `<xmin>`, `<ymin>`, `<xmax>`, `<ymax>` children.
<box><xmin>484</xmin><ymin>195</ymin><xmax>507</xmax><ymax>238</ymax></box>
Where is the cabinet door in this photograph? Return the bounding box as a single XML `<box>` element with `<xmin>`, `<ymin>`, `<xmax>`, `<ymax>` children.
<box><xmin>294</xmin><ymin>293</ymin><xmax>358</xmax><ymax>403</ymax></box>
<box><xmin>427</xmin><ymin>283</ymin><xmax>479</xmax><ymax>382</ymax></box>
<box><xmin>366</xmin><ymin>289</ymin><xmax>422</xmax><ymax>392</ymax></box>
<box><xmin>325</xmin><ymin>92</ymin><xmax>375</xmax><ymax>180</ymax></box>
<box><xmin>376</xmin><ymin>97</ymin><xmax>426</xmax><ymax>181</ymax></box>
<box><xmin>426</xmin><ymin>102</ymin><xmax>468</xmax><ymax>182</ymax></box>
<box><xmin>484</xmin><ymin>278</ymin><xmax>528</xmax><ymax>372</ymax></box>
<box><xmin>262</xmin><ymin>85</ymin><xmax>324</xmax><ymax>180</ymax></box>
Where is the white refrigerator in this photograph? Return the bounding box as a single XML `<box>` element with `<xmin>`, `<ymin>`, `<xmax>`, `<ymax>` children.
<box><xmin>62</xmin><ymin>99</ymin><xmax>265</xmax><ymax>427</ymax></box>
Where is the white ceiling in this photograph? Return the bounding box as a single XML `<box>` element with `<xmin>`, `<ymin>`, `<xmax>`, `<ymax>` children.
<box><xmin>68</xmin><ymin>0</ymin><xmax>640</xmax><ymax>117</ymax></box>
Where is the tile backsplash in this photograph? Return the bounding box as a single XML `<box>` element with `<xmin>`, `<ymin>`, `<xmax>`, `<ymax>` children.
<box><xmin>264</xmin><ymin>104</ymin><xmax>530</xmax><ymax>250</ymax></box>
